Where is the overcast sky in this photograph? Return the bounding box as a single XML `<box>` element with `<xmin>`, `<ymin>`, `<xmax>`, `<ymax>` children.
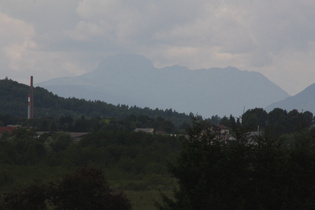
<box><xmin>1</xmin><ymin>0</ymin><xmax>315</xmax><ymax>95</ymax></box>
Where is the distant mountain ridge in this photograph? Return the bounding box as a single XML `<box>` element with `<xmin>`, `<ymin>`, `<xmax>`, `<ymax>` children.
<box><xmin>38</xmin><ymin>54</ymin><xmax>289</xmax><ymax>117</ymax></box>
<box><xmin>266</xmin><ymin>83</ymin><xmax>315</xmax><ymax>114</ymax></box>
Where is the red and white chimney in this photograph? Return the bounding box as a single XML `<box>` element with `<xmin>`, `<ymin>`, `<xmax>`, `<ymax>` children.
<box><xmin>27</xmin><ymin>76</ymin><xmax>34</xmax><ymax>119</ymax></box>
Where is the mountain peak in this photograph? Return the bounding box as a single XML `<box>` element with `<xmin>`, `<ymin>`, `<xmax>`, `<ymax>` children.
<box><xmin>300</xmin><ymin>83</ymin><xmax>315</xmax><ymax>95</ymax></box>
<box><xmin>266</xmin><ymin>82</ymin><xmax>315</xmax><ymax>113</ymax></box>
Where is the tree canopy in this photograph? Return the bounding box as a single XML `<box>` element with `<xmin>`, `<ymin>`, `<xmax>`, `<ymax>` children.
<box><xmin>159</xmin><ymin>118</ymin><xmax>315</xmax><ymax>210</ymax></box>
<box><xmin>0</xmin><ymin>168</ymin><xmax>132</xmax><ymax>210</ymax></box>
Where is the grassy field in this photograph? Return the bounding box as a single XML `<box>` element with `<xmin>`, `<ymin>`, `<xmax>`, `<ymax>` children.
<box><xmin>0</xmin><ymin>165</ymin><xmax>177</xmax><ymax>209</ymax></box>
<box><xmin>124</xmin><ymin>190</ymin><xmax>174</xmax><ymax>210</ymax></box>
<box><xmin>110</xmin><ymin>176</ymin><xmax>177</xmax><ymax>210</ymax></box>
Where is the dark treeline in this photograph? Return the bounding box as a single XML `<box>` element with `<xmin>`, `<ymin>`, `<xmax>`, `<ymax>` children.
<box><xmin>242</xmin><ymin>108</ymin><xmax>313</xmax><ymax>137</ymax></box>
<box><xmin>217</xmin><ymin>108</ymin><xmax>314</xmax><ymax>137</ymax></box>
<box><xmin>0</xmin><ymin>114</ymin><xmax>179</xmax><ymax>134</ymax></box>
<box><xmin>3</xmin><ymin>107</ymin><xmax>313</xmax><ymax>135</ymax></box>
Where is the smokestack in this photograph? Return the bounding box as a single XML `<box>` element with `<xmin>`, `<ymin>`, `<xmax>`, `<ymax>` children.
<box><xmin>27</xmin><ymin>76</ymin><xmax>34</xmax><ymax>119</ymax></box>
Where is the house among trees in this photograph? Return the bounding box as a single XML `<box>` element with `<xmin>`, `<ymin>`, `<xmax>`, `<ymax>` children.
<box><xmin>134</xmin><ymin>128</ymin><xmax>154</xmax><ymax>134</ymax></box>
<box><xmin>68</xmin><ymin>132</ymin><xmax>89</xmax><ymax>141</ymax></box>
<box><xmin>0</xmin><ymin>125</ymin><xmax>19</xmax><ymax>137</ymax></box>
<box><xmin>211</xmin><ymin>124</ymin><xmax>231</xmax><ymax>141</ymax></box>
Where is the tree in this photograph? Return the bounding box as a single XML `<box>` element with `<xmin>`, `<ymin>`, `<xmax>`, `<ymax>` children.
<box><xmin>49</xmin><ymin>132</ymin><xmax>73</xmax><ymax>152</ymax></box>
<box><xmin>242</xmin><ymin>108</ymin><xmax>267</xmax><ymax>131</ymax></box>
<box><xmin>0</xmin><ymin>168</ymin><xmax>132</xmax><ymax>210</ymax></box>
<box><xmin>0</xmin><ymin>185</ymin><xmax>47</xmax><ymax>210</ymax></box>
<box><xmin>50</xmin><ymin>168</ymin><xmax>131</xmax><ymax>210</ymax></box>
<box><xmin>158</xmin><ymin>118</ymin><xmax>230</xmax><ymax>210</ymax></box>
<box><xmin>267</xmin><ymin>108</ymin><xmax>288</xmax><ymax>137</ymax></box>
<box><xmin>158</xmin><ymin>118</ymin><xmax>315</xmax><ymax>210</ymax></box>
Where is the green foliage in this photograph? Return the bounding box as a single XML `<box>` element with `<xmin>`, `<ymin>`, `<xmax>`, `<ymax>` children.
<box><xmin>48</xmin><ymin>132</ymin><xmax>73</xmax><ymax>152</ymax></box>
<box><xmin>0</xmin><ymin>127</ymin><xmax>46</xmax><ymax>165</ymax></box>
<box><xmin>0</xmin><ymin>184</ymin><xmax>47</xmax><ymax>210</ymax></box>
<box><xmin>242</xmin><ymin>108</ymin><xmax>314</xmax><ymax>137</ymax></box>
<box><xmin>49</xmin><ymin>168</ymin><xmax>132</xmax><ymax>210</ymax></box>
<box><xmin>242</xmin><ymin>108</ymin><xmax>268</xmax><ymax>131</ymax></box>
<box><xmin>0</xmin><ymin>79</ymin><xmax>29</xmax><ymax>117</ymax></box>
<box><xmin>0</xmin><ymin>168</ymin><xmax>132</xmax><ymax>210</ymax></box>
<box><xmin>159</xmin><ymin>119</ymin><xmax>315</xmax><ymax>210</ymax></box>
<box><xmin>0</xmin><ymin>118</ymin><xmax>181</xmax><ymax>209</ymax></box>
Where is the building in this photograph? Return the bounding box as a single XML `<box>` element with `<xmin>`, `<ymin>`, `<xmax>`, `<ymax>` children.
<box><xmin>211</xmin><ymin>124</ymin><xmax>231</xmax><ymax>141</ymax></box>
<box><xmin>0</xmin><ymin>126</ymin><xmax>17</xmax><ymax>137</ymax></box>
<box><xmin>134</xmin><ymin>128</ymin><xmax>154</xmax><ymax>134</ymax></box>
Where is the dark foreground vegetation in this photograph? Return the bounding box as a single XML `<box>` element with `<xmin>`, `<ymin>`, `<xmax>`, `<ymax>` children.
<box><xmin>0</xmin><ymin>119</ymin><xmax>180</xmax><ymax>210</ymax></box>
<box><xmin>159</xmin><ymin>118</ymin><xmax>315</xmax><ymax>210</ymax></box>
<box><xmin>1</xmin><ymin>168</ymin><xmax>131</xmax><ymax>210</ymax></box>
<box><xmin>1</xmin><ymin>108</ymin><xmax>315</xmax><ymax>209</ymax></box>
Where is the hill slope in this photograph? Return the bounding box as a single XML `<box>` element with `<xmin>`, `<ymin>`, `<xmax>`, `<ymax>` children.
<box><xmin>0</xmin><ymin>78</ymin><xmax>190</xmax><ymax>125</ymax></box>
<box><xmin>38</xmin><ymin>54</ymin><xmax>289</xmax><ymax>117</ymax></box>
<box><xmin>266</xmin><ymin>83</ymin><xmax>315</xmax><ymax>114</ymax></box>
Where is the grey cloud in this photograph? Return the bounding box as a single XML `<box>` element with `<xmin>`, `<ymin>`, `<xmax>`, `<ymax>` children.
<box><xmin>1</xmin><ymin>0</ymin><xmax>315</xmax><ymax>94</ymax></box>
<box><xmin>1</xmin><ymin>0</ymin><xmax>79</xmax><ymax>32</ymax></box>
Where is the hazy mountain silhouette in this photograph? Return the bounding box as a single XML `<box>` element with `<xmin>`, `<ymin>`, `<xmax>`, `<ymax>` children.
<box><xmin>38</xmin><ymin>54</ymin><xmax>289</xmax><ymax>117</ymax></box>
<box><xmin>266</xmin><ymin>83</ymin><xmax>315</xmax><ymax>114</ymax></box>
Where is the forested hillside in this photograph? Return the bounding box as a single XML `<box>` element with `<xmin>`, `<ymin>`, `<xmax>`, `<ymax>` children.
<box><xmin>0</xmin><ymin>78</ymin><xmax>190</xmax><ymax>127</ymax></box>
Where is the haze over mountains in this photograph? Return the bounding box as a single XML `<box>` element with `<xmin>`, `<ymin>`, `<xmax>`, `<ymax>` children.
<box><xmin>38</xmin><ymin>54</ymin><xmax>289</xmax><ymax>117</ymax></box>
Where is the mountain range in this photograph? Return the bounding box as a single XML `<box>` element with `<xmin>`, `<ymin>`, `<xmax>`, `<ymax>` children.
<box><xmin>38</xmin><ymin>54</ymin><xmax>289</xmax><ymax>117</ymax></box>
<box><xmin>266</xmin><ymin>83</ymin><xmax>315</xmax><ymax>113</ymax></box>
